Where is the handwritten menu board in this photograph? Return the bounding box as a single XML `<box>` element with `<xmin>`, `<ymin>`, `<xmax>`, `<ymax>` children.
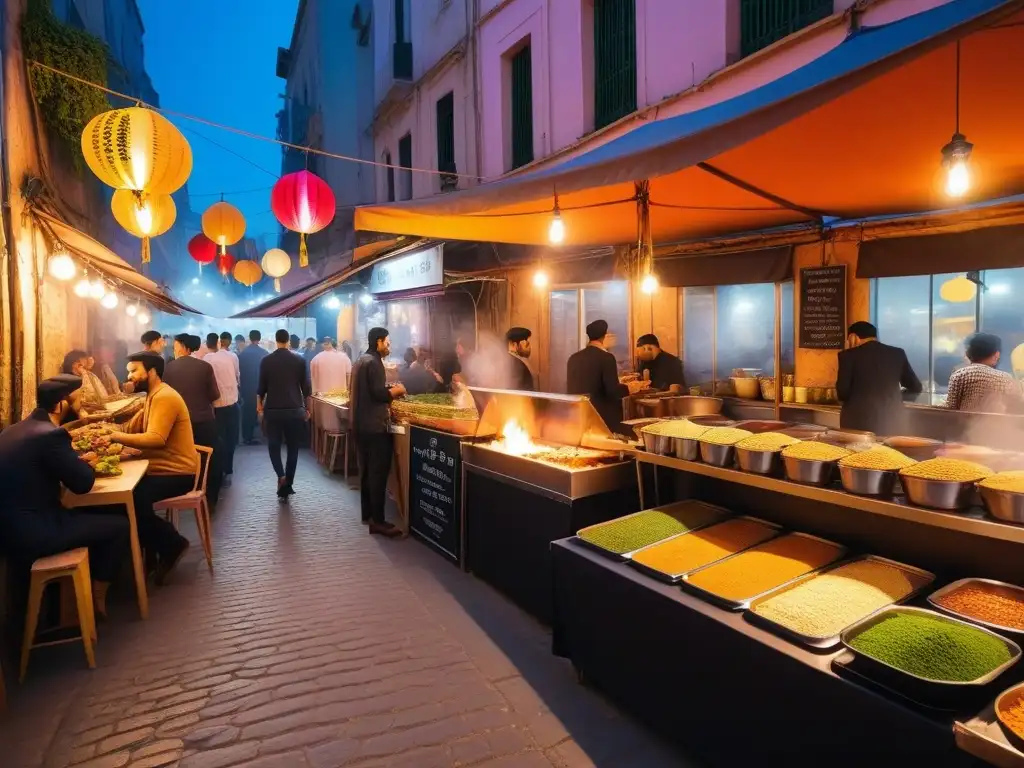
<box><xmin>799</xmin><ymin>265</ymin><xmax>847</xmax><ymax>350</ymax></box>
<box><xmin>409</xmin><ymin>426</ymin><xmax>462</xmax><ymax>564</ymax></box>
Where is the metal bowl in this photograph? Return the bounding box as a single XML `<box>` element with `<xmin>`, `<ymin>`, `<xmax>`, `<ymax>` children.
<box><xmin>689</xmin><ymin>415</ymin><xmax>736</xmax><ymax>428</ymax></box>
<box><xmin>699</xmin><ymin>442</ymin><xmax>736</xmax><ymax>468</ymax></box>
<box><xmin>900</xmin><ymin>475</ymin><xmax>977</xmax><ymax>511</ymax></box>
<box><xmin>883</xmin><ymin>436</ymin><xmax>943</xmax><ymax>462</ymax></box>
<box><xmin>665</xmin><ymin>396</ymin><xmax>724</xmax><ymax>417</ymax></box>
<box><xmin>672</xmin><ymin>436</ymin><xmax>701</xmax><ymax>461</ymax></box>
<box><xmin>782</xmin><ymin>455</ymin><xmax>837</xmax><ymax>486</ymax></box>
<box><xmin>978</xmin><ymin>485</ymin><xmax>1024</xmax><ymax>524</ymax></box>
<box><xmin>731</xmin><ymin>377</ymin><xmax>761</xmax><ymax>399</ymax></box>
<box><xmin>838</xmin><ymin>465</ymin><xmax>898</xmax><ymax>497</ymax></box>
<box><xmin>641</xmin><ymin>430</ymin><xmax>674</xmax><ymax>456</ymax></box>
<box><xmin>735</xmin><ymin>447</ymin><xmax>781</xmax><ymax>476</ymax></box>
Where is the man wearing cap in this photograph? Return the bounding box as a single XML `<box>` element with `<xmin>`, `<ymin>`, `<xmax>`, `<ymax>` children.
<box><xmin>0</xmin><ymin>377</ymin><xmax>130</xmax><ymax>618</ymax></box>
<box><xmin>310</xmin><ymin>336</ymin><xmax>352</xmax><ymax>394</ymax></box>
<box><xmin>503</xmin><ymin>327</ymin><xmax>535</xmax><ymax>391</ymax></box>
<box><xmin>568</xmin><ymin>320</ymin><xmax>647</xmax><ymax>433</ymax></box>
<box><xmin>350</xmin><ymin>327</ymin><xmax>406</xmax><ymax>537</ymax></box>
<box><xmin>635</xmin><ymin>334</ymin><xmax>686</xmax><ymax>392</ymax></box>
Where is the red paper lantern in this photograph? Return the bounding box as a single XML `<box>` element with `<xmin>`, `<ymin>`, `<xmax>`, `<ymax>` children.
<box><xmin>217</xmin><ymin>252</ymin><xmax>236</xmax><ymax>277</ymax></box>
<box><xmin>271</xmin><ymin>170</ymin><xmax>336</xmax><ymax>268</ymax></box>
<box><xmin>188</xmin><ymin>234</ymin><xmax>217</xmax><ymax>273</ymax></box>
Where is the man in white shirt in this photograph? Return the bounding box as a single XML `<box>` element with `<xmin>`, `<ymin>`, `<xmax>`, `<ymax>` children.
<box><xmin>206</xmin><ymin>332</ymin><xmax>241</xmax><ymax>485</ymax></box>
<box><xmin>310</xmin><ymin>337</ymin><xmax>352</xmax><ymax>394</ymax></box>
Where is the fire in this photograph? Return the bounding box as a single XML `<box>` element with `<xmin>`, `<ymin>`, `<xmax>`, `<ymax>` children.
<box><xmin>490</xmin><ymin>419</ymin><xmax>545</xmax><ymax>456</ymax></box>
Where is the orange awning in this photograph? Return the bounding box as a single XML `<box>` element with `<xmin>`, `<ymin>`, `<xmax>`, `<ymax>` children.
<box><xmin>356</xmin><ymin>0</ymin><xmax>1024</xmax><ymax>247</ymax></box>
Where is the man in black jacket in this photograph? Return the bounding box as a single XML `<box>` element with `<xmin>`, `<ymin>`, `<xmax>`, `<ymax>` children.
<box><xmin>0</xmin><ymin>377</ymin><xmax>129</xmax><ymax>618</ymax></box>
<box><xmin>503</xmin><ymin>328</ymin><xmax>535</xmax><ymax>391</ymax></box>
<box><xmin>257</xmin><ymin>329</ymin><xmax>312</xmax><ymax>498</ymax></box>
<box><xmin>837</xmin><ymin>321</ymin><xmax>923</xmax><ymax>435</ymax></box>
<box><xmin>350</xmin><ymin>327</ymin><xmax>406</xmax><ymax>537</ymax></box>
<box><xmin>567</xmin><ymin>320</ymin><xmax>647</xmax><ymax>433</ymax></box>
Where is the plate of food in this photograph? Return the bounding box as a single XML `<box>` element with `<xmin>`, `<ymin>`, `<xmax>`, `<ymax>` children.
<box><xmin>79</xmin><ymin>451</ymin><xmax>123</xmax><ymax>476</ymax></box>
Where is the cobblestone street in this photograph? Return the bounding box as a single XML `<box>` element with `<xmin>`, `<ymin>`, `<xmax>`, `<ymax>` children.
<box><xmin>1</xmin><ymin>446</ymin><xmax>688</xmax><ymax>768</ymax></box>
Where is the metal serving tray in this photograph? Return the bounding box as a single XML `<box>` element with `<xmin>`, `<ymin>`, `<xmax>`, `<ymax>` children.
<box><xmin>679</xmin><ymin>532</ymin><xmax>845</xmax><ymax>612</ymax></box>
<box><xmin>928</xmin><ymin>578</ymin><xmax>1024</xmax><ymax>637</ymax></box>
<box><xmin>745</xmin><ymin>555</ymin><xmax>936</xmax><ymax>651</ymax></box>
<box><xmin>574</xmin><ymin>500</ymin><xmax>730</xmax><ymax>562</ymax></box>
<box><xmin>627</xmin><ymin>516</ymin><xmax>782</xmax><ymax>584</ymax></box>
<box><xmin>840</xmin><ymin>606</ymin><xmax>1022</xmax><ymax>690</ymax></box>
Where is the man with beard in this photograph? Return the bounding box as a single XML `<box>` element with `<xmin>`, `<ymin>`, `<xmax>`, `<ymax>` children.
<box><xmin>503</xmin><ymin>327</ymin><xmax>535</xmax><ymax>391</ymax></box>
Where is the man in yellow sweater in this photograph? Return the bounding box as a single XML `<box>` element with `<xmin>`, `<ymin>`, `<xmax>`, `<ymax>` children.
<box><xmin>110</xmin><ymin>352</ymin><xmax>195</xmax><ymax>584</ymax></box>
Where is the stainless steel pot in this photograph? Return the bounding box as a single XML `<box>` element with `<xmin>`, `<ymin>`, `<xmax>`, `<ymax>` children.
<box><xmin>978</xmin><ymin>485</ymin><xmax>1024</xmax><ymax>524</ymax></box>
<box><xmin>672</xmin><ymin>436</ymin><xmax>701</xmax><ymax>461</ymax></box>
<box><xmin>699</xmin><ymin>442</ymin><xmax>736</xmax><ymax>468</ymax></box>
<box><xmin>735</xmin><ymin>447</ymin><xmax>781</xmax><ymax>476</ymax></box>
<box><xmin>838</xmin><ymin>465</ymin><xmax>898</xmax><ymax>497</ymax></box>
<box><xmin>641</xmin><ymin>431</ymin><xmax>674</xmax><ymax>456</ymax></box>
<box><xmin>783</xmin><ymin>456</ymin><xmax>836</xmax><ymax>486</ymax></box>
<box><xmin>901</xmin><ymin>475</ymin><xmax>976</xmax><ymax>511</ymax></box>
<box><xmin>667</xmin><ymin>396</ymin><xmax>724</xmax><ymax>417</ymax></box>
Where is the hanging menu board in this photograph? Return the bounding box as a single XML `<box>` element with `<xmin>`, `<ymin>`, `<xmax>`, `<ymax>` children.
<box><xmin>799</xmin><ymin>265</ymin><xmax>847</xmax><ymax>349</ymax></box>
<box><xmin>409</xmin><ymin>426</ymin><xmax>463</xmax><ymax>565</ymax></box>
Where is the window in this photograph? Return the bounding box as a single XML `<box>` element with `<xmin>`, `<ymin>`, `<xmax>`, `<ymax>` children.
<box><xmin>510</xmin><ymin>44</ymin><xmax>534</xmax><ymax>170</ymax></box>
<box><xmin>682</xmin><ymin>282</ymin><xmax>791</xmax><ymax>395</ymax></box>
<box><xmin>398</xmin><ymin>133</ymin><xmax>412</xmax><ymax>201</ymax></box>
<box><xmin>383</xmin><ymin>150</ymin><xmax>395</xmax><ymax>203</ymax></box>
<box><xmin>436</xmin><ymin>92</ymin><xmax>457</xmax><ymax>191</ymax></box>
<box><xmin>547</xmin><ymin>282</ymin><xmax>630</xmax><ymax>392</ymax></box>
<box><xmin>394</xmin><ymin>0</ymin><xmax>407</xmax><ymax>42</ymax></box>
<box><xmin>594</xmin><ymin>0</ymin><xmax>636</xmax><ymax>130</ymax></box>
<box><xmin>740</xmin><ymin>0</ymin><xmax>833</xmax><ymax>58</ymax></box>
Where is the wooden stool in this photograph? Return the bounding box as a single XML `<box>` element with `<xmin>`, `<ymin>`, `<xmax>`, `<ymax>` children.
<box><xmin>20</xmin><ymin>548</ymin><xmax>97</xmax><ymax>682</ymax></box>
<box><xmin>155</xmin><ymin>445</ymin><xmax>214</xmax><ymax>572</ymax></box>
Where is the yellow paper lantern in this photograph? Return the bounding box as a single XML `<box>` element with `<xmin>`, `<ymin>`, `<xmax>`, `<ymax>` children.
<box><xmin>261</xmin><ymin>248</ymin><xmax>291</xmax><ymax>292</ymax></box>
<box><xmin>233</xmin><ymin>259</ymin><xmax>263</xmax><ymax>288</ymax></box>
<box><xmin>111</xmin><ymin>190</ymin><xmax>176</xmax><ymax>264</ymax></box>
<box><xmin>202</xmin><ymin>201</ymin><xmax>246</xmax><ymax>255</ymax></box>
<box><xmin>939</xmin><ymin>275</ymin><xmax>977</xmax><ymax>303</ymax></box>
<box><xmin>82</xmin><ymin>108</ymin><xmax>192</xmax><ymax>194</ymax></box>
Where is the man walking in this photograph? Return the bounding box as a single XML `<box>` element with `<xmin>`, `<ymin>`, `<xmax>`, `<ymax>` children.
<box><xmin>204</xmin><ymin>332</ymin><xmax>240</xmax><ymax>488</ymax></box>
<box><xmin>310</xmin><ymin>336</ymin><xmax>352</xmax><ymax>394</ymax></box>
<box><xmin>257</xmin><ymin>329</ymin><xmax>312</xmax><ymax>498</ymax></box>
<box><xmin>350</xmin><ymin>327</ymin><xmax>405</xmax><ymax>537</ymax></box>
<box><xmin>239</xmin><ymin>330</ymin><xmax>269</xmax><ymax>444</ymax></box>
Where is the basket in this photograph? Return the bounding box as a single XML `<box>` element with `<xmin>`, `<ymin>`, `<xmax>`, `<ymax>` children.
<box><xmin>759</xmin><ymin>377</ymin><xmax>776</xmax><ymax>401</ymax></box>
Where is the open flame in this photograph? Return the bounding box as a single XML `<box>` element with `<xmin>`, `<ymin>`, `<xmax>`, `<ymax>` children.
<box><xmin>490</xmin><ymin>419</ymin><xmax>546</xmax><ymax>457</ymax></box>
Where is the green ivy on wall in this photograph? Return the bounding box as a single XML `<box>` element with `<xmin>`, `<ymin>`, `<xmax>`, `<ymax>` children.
<box><xmin>21</xmin><ymin>0</ymin><xmax>110</xmax><ymax>170</ymax></box>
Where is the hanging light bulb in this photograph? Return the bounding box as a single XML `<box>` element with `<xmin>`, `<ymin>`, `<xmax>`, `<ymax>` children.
<box><xmin>137</xmin><ymin>309</ymin><xmax>150</xmax><ymax>324</ymax></box>
<box><xmin>533</xmin><ymin>269</ymin><xmax>549</xmax><ymax>289</ymax></box>
<box><xmin>48</xmin><ymin>251</ymin><xmax>76</xmax><ymax>281</ymax></box>
<box><xmin>943</xmin><ymin>134</ymin><xmax>973</xmax><ymax>198</ymax></box>
<box><xmin>360</xmin><ymin>293</ymin><xmax>372</xmax><ymax>306</ymax></box>
<box><xmin>325</xmin><ymin>294</ymin><xmax>341</xmax><ymax>310</ymax></box>
<box><xmin>73</xmin><ymin>273</ymin><xmax>92</xmax><ymax>297</ymax></box>
<box><xmin>126</xmin><ymin>301</ymin><xmax>138</xmax><ymax>317</ymax></box>
<box><xmin>641</xmin><ymin>273</ymin><xmax>659</xmax><ymax>295</ymax></box>
<box><xmin>89</xmin><ymin>279</ymin><xmax>106</xmax><ymax>300</ymax></box>
<box><xmin>100</xmin><ymin>291</ymin><xmax>119</xmax><ymax>309</ymax></box>
<box><xmin>548</xmin><ymin>191</ymin><xmax>565</xmax><ymax>245</ymax></box>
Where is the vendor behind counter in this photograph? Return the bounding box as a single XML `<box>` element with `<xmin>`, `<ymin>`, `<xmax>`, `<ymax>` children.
<box><xmin>635</xmin><ymin>334</ymin><xmax>685</xmax><ymax>392</ymax></box>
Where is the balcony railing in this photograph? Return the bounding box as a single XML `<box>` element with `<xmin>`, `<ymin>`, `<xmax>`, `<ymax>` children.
<box><xmin>740</xmin><ymin>0</ymin><xmax>833</xmax><ymax>57</ymax></box>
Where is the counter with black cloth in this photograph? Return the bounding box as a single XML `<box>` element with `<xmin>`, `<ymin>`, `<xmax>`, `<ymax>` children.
<box><xmin>551</xmin><ymin>538</ymin><xmax>990</xmax><ymax>767</ymax></box>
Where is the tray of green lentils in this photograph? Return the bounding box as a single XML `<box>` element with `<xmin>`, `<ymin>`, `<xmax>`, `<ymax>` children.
<box><xmin>574</xmin><ymin>500</ymin><xmax>730</xmax><ymax>562</ymax></box>
<box><xmin>839</xmin><ymin>605</ymin><xmax>1021</xmax><ymax>708</ymax></box>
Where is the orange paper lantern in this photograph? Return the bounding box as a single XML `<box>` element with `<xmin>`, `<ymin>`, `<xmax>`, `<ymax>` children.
<box><xmin>202</xmin><ymin>201</ymin><xmax>246</xmax><ymax>255</ymax></box>
<box><xmin>111</xmin><ymin>190</ymin><xmax>176</xmax><ymax>264</ymax></box>
<box><xmin>233</xmin><ymin>259</ymin><xmax>263</xmax><ymax>288</ymax></box>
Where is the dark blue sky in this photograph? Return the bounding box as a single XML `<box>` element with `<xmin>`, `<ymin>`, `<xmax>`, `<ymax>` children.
<box><xmin>138</xmin><ymin>0</ymin><xmax>300</xmax><ymax>243</ymax></box>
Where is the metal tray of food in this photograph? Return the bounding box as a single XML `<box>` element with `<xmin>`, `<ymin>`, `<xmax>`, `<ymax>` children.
<box><xmin>574</xmin><ymin>500</ymin><xmax>731</xmax><ymax>562</ymax></box>
<box><xmin>627</xmin><ymin>516</ymin><xmax>782</xmax><ymax>584</ymax></box>
<box><xmin>745</xmin><ymin>554</ymin><xmax>935</xmax><ymax>651</ymax></box>
<box><xmin>679</xmin><ymin>532</ymin><xmax>845</xmax><ymax>612</ymax></box>
<box><xmin>840</xmin><ymin>606</ymin><xmax>1022</xmax><ymax>693</ymax></box>
<box><xmin>928</xmin><ymin>578</ymin><xmax>1024</xmax><ymax>636</ymax></box>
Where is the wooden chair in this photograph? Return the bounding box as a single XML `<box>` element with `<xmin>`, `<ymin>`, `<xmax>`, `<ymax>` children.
<box><xmin>20</xmin><ymin>548</ymin><xmax>96</xmax><ymax>682</ymax></box>
<box><xmin>316</xmin><ymin>401</ymin><xmax>352</xmax><ymax>484</ymax></box>
<box><xmin>154</xmin><ymin>446</ymin><xmax>213</xmax><ymax>572</ymax></box>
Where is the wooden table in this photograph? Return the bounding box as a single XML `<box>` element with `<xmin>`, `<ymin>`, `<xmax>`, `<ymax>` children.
<box><xmin>62</xmin><ymin>460</ymin><xmax>150</xmax><ymax>619</ymax></box>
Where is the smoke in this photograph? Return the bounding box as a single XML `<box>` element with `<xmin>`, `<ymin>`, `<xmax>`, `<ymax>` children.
<box><xmin>461</xmin><ymin>331</ymin><xmax>527</xmax><ymax>390</ymax></box>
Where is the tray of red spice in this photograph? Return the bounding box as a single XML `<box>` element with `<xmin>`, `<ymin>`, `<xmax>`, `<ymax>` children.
<box><xmin>929</xmin><ymin>578</ymin><xmax>1024</xmax><ymax>636</ymax></box>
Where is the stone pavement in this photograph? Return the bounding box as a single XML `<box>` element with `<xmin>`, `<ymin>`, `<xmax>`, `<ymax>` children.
<box><xmin>1</xmin><ymin>446</ymin><xmax>692</xmax><ymax>768</ymax></box>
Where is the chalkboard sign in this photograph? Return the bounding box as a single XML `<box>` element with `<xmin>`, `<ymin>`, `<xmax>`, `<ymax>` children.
<box><xmin>409</xmin><ymin>426</ymin><xmax>462</xmax><ymax>564</ymax></box>
<box><xmin>799</xmin><ymin>265</ymin><xmax>847</xmax><ymax>349</ymax></box>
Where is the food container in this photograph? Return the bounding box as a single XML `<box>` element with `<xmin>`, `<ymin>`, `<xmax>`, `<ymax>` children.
<box><xmin>747</xmin><ymin>555</ymin><xmax>935</xmax><ymax>650</ymax></box>
<box><xmin>575</xmin><ymin>501</ymin><xmax>730</xmax><ymax>561</ymax></box>
<box><xmin>783</xmin><ymin>455</ymin><xmax>837</xmax><ymax>486</ymax></box>
<box><xmin>734</xmin><ymin>420</ymin><xmax>789</xmax><ymax>434</ymax></box>
<box><xmin>666</xmin><ymin>396</ymin><xmax>724</xmax><ymax>417</ymax></box>
<box><xmin>883</xmin><ymin>436</ymin><xmax>943</xmax><ymax>462</ymax></box>
<box><xmin>794</xmin><ymin>387</ymin><xmax>808</xmax><ymax>403</ymax></box>
<box><xmin>634</xmin><ymin>397</ymin><xmax>672</xmax><ymax>419</ymax></box>
<box><xmin>699</xmin><ymin>442</ymin><xmax>736</xmax><ymax>468</ymax></box>
<box><xmin>928</xmin><ymin>578</ymin><xmax>1024</xmax><ymax>636</ymax></box>
<box><xmin>901</xmin><ymin>475</ymin><xmax>977</xmax><ymax>511</ymax></box>
<box><xmin>838</xmin><ymin>465</ymin><xmax>899</xmax><ymax>497</ymax></box>
<box><xmin>620</xmin><ymin>417</ymin><xmax>661</xmax><ymax>441</ymax></box>
<box><xmin>672</xmin><ymin>437</ymin><xmax>701</xmax><ymax>461</ymax></box>
<box><xmin>995</xmin><ymin>682</ymin><xmax>1024</xmax><ymax>745</ymax></box>
<box><xmin>641</xmin><ymin>429</ymin><xmax>674</xmax><ymax>456</ymax></box>
<box><xmin>759</xmin><ymin>377</ymin><xmax>776</xmax><ymax>401</ymax></box>
<box><xmin>689</xmin><ymin>416</ymin><xmax>736</xmax><ymax>428</ymax></box>
<box><xmin>730</xmin><ymin>377</ymin><xmax>761</xmax><ymax>399</ymax></box>
<box><xmin>735</xmin><ymin>446</ymin><xmax>782</xmax><ymax>476</ymax></box>
<box><xmin>978</xmin><ymin>485</ymin><xmax>1024</xmax><ymax>524</ymax></box>
<box><xmin>824</xmin><ymin>428</ymin><xmax>876</xmax><ymax>444</ymax></box>
<box><xmin>782</xmin><ymin>386</ymin><xmax>795</xmax><ymax>402</ymax></box>
<box><xmin>840</xmin><ymin>606</ymin><xmax>1021</xmax><ymax>707</ymax></box>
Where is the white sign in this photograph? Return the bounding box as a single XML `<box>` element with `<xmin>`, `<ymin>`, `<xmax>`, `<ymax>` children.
<box><xmin>370</xmin><ymin>245</ymin><xmax>444</xmax><ymax>295</ymax></box>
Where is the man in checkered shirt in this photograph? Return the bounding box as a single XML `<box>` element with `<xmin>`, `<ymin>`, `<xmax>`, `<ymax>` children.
<box><xmin>945</xmin><ymin>333</ymin><xmax>1024</xmax><ymax>413</ymax></box>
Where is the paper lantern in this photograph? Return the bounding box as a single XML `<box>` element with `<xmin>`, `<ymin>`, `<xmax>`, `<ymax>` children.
<box><xmin>261</xmin><ymin>248</ymin><xmax>291</xmax><ymax>292</ymax></box>
<box><xmin>233</xmin><ymin>259</ymin><xmax>263</xmax><ymax>288</ymax></box>
<box><xmin>939</xmin><ymin>275</ymin><xmax>977</xmax><ymax>303</ymax></box>
<box><xmin>202</xmin><ymin>201</ymin><xmax>246</xmax><ymax>255</ymax></box>
<box><xmin>216</xmin><ymin>252</ymin><xmax>236</xmax><ymax>277</ymax></box>
<box><xmin>82</xmin><ymin>107</ymin><xmax>192</xmax><ymax>194</ymax></box>
<box><xmin>111</xmin><ymin>190</ymin><xmax>176</xmax><ymax>264</ymax></box>
<box><xmin>271</xmin><ymin>170</ymin><xmax>336</xmax><ymax>268</ymax></box>
<box><xmin>188</xmin><ymin>234</ymin><xmax>217</xmax><ymax>273</ymax></box>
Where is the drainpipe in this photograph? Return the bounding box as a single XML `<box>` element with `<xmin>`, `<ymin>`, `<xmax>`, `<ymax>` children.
<box><xmin>469</xmin><ymin>0</ymin><xmax>482</xmax><ymax>181</ymax></box>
